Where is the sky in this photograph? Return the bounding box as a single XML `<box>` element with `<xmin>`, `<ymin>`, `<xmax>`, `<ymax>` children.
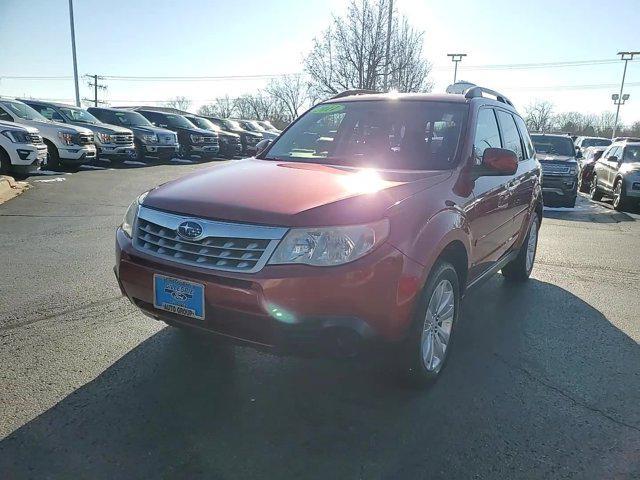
<box><xmin>1</xmin><ymin>0</ymin><xmax>639</xmax><ymax>124</ymax></box>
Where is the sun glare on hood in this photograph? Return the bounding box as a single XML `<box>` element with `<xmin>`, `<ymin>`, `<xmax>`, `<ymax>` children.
<box><xmin>339</xmin><ymin>169</ymin><xmax>389</xmax><ymax>194</ymax></box>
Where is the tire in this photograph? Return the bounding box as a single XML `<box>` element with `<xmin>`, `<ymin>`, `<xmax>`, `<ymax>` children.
<box><xmin>612</xmin><ymin>179</ymin><xmax>629</xmax><ymax>212</ymax></box>
<box><xmin>0</xmin><ymin>148</ymin><xmax>10</xmax><ymax>175</ymax></box>
<box><xmin>590</xmin><ymin>174</ymin><xmax>603</xmax><ymax>201</ymax></box>
<box><xmin>44</xmin><ymin>140</ymin><xmax>60</xmax><ymax>169</ymax></box>
<box><xmin>502</xmin><ymin>214</ymin><xmax>540</xmax><ymax>282</ymax></box>
<box><xmin>578</xmin><ymin>173</ymin><xmax>590</xmax><ymax>193</ymax></box>
<box><xmin>398</xmin><ymin>261</ymin><xmax>460</xmax><ymax>388</ymax></box>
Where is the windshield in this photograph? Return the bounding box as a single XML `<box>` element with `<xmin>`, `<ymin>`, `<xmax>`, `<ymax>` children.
<box><xmin>531</xmin><ymin>135</ymin><xmax>575</xmax><ymax>157</ymax></box>
<box><xmin>1</xmin><ymin>100</ymin><xmax>48</xmax><ymax>122</ymax></box>
<box><xmin>259</xmin><ymin>120</ymin><xmax>277</xmax><ymax>130</ymax></box>
<box><xmin>59</xmin><ymin>107</ymin><xmax>100</xmax><ymax>124</ymax></box>
<box><xmin>188</xmin><ymin>117</ymin><xmax>217</xmax><ymax>131</ymax></box>
<box><xmin>224</xmin><ymin>119</ymin><xmax>241</xmax><ymax>130</ymax></box>
<box><xmin>165</xmin><ymin>114</ymin><xmax>197</xmax><ymax>129</ymax></box>
<box><xmin>264</xmin><ymin>100</ymin><xmax>468</xmax><ymax>170</ymax></box>
<box><xmin>582</xmin><ymin>138</ymin><xmax>611</xmax><ymax>148</ymax></box>
<box><xmin>112</xmin><ymin>110</ymin><xmax>152</xmax><ymax>127</ymax></box>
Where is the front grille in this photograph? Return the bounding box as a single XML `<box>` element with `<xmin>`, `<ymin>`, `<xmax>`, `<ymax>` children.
<box><xmin>75</xmin><ymin>133</ymin><xmax>94</xmax><ymax>145</ymax></box>
<box><xmin>112</xmin><ymin>133</ymin><xmax>134</xmax><ymax>145</ymax></box>
<box><xmin>28</xmin><ymin>133</ymin><xmax>43</xmax><ymax>144</ymax></box>
<box><xmin>541</xmin><ymin>164</ymin><xmax>570</xmax><ymax>175</ymax></box>
<box><xmin>134</xmin><ymin>206</ymin><xmax>287</xmax><ymax>273</ymax></box>
<box><xmin>203</xmin><ymin>136</ymin><xmax>218</xmax><ymax>145</ymax></box>
<box><xmin>159</xmin><ymin>134</ymin><xmax>175</xmax><ymax>145</ymax></box>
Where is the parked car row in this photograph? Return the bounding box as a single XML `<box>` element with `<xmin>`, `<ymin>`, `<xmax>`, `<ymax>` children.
<box><xmin>0</xmin><ymin>96</ymin><xmax>281</xmax><ymax>175</ymax></box>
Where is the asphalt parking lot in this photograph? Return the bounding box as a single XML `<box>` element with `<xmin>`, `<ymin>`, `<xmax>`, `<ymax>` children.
<box><xmin>1</xmin><ymin>159</ymin><xmax>639</xmax><ymax>479</ymax></box>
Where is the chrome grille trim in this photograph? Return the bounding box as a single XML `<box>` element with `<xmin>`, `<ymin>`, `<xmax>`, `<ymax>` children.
<box><xmin>541</xmin><ymin>164</ymin><xmax>571</xmax><ymax>175</ymax></box>
<box><xmin>28</xmin><ymin>133</ymin><xmax>43</xmax><ymax>144</ymax></box>
<box><xmin>112</xmin><ymin>133</ymin><xmax>134</xmax><ymax>145</ymax></box>
<box><xmin>133</xmin><ymin>206</ymin><xmax>288</xmax><ymax>273</ymax></box>
<box><xmin>76</xmin><ymin>133</ymin><xmax>94</xmax><ymax>145</ymax></box>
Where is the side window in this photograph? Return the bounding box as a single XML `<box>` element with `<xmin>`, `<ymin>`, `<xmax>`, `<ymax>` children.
<box><xmin>473</xmin><ymin>108</ymin><xmax>501</xmax><ymax>162</ymax></box>
<box><xmin>32</xmin><ymin>105</ymin><xmax>64</xmax><ymax>122</ymax></box>
<box><xmin>0</xmin><ymin>107</ymin><xmax>13</xmax><ymax>121</ymax></box>
<box><xmin>141</xmin><ymin>111</ymin><xmax>159</xmax><ymax>124</ymax></box>
<box><xmin>514</xmin><ymin>115</ymin><xmax>535</xmax><ymax>159</ymax></box>
<box><xmin>496</xmin><ymin>110</ymin><xmax>524</xmax><ymax>160</ymax></box>
<box><xmin>608</xmin><ymin>146</ymin><xmax>620</xmax><ymax>160</ymax></box>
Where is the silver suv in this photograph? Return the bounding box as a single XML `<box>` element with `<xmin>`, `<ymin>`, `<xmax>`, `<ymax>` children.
<box><xmin>590</xmin><ymin>140</ymin><xmax>640</xmax><ymax>211</ymax></box>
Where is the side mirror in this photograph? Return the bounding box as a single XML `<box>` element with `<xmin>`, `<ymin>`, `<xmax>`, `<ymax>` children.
<box><xmin>256</xmin><ymin>138</ymin><xmax>272</xmax><ymax>156</ymax></box>
<box><xmin>576</xmin><ymin>150</ymin><xmax>583</xmax><ymax>159</ymax></box>
<box><xmin>479</xmin><ymin>147</ymin><xmax>518</xmax><ymax>176</ymax></box>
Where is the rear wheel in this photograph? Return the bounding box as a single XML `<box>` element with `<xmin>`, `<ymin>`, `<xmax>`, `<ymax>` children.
<box><xmin>502</xmin><ymin>215</ymin><xmax>539</xmax><ymax>281</ymax></box>
<box><xmin>399</xmin><ymin>261</ymin><xmax>460</xmax><ymax>387</ymax></box>
<box><xmin>612</xmin><ymin>179</ymin><xmax>629</xmax><ymax>211</ymax></box>
<box><xmin>590</xmin><ymin>174</ymin><xmax>603</xmax><ymax>201</ymax></box>
<box><xmin>564</xmin><ymin>195</ymin><xmax>577</xmax><ymax>208</ymax></box>
<box><xmin>578</xmin><ymin>173</ymin><xmax>590</xmax><ymax>193</ymax></box>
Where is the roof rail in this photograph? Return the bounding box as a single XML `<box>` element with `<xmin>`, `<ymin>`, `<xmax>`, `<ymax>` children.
<box><xmin>464</xmin><ymin>86</ymin><xmax>514</xmax><ymax>107</ymax></box>
<box><xmin>330</xmin><ymin>89</ymin><xmax>378</xmax><ymax>100</ymax></box>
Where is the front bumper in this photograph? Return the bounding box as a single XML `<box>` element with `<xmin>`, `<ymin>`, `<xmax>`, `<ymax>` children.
<box><xmin>115</xmin><ymin>228</ymin><xmax>423</xmax><ymax>355</ymax></box>
<box><xmin>6</xmin><ymin>143</ymin><xmax>47</xmax><ymax>170</ymax></box>
<box><xmin>59</xmin><ymin>145</ymin><xmax>97</xmax><ymax>164</ymax></box>
<box><xmin>188</xmin><ymin>144</ymin><xmax>220</xmax><ymax>156</ymax></box>
<box><xmin>542</xmin><ymin>174</ymin><xmax>578</xmax><ymax>202</ymax></box>
<box><xmin>98</xmin><ymin>144</ymin><xmax>135</xmax><ymax>160</ymax></box>
<box><xmin>144</xmin><ymin>144</ymin><xmax>179</xmax><ymax>156</ymax></box>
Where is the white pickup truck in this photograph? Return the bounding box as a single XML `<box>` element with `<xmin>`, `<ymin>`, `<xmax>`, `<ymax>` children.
<box><xmin>0</xmin><ymin>98</ymin><xmax>96</xmax><ymax>168</ymax></box>
<box><xmin>0</xmin><ymin>120</ymin><xmax>48</xmax><ymax>174</ymax></box>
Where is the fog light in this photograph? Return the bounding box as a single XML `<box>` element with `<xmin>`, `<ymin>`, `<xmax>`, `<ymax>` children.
<box><xmin>16</xmin><ymin>149</ymin><xmax>31</xmax><ymax>160</ymax></box>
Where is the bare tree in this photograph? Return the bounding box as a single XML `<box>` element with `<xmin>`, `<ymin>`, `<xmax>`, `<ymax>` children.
<box><xmin>524</xmin><ymin>100</ymin><xmax>554</xmax><ymax>132</ymax></box>
<box><xmin>265</xmin><ymin>75</ymin><xmax>309</xmax><ymax>122</ymax></box>
<box><xmin>197</xmin><ymin>96</ymin><xmax>235</xmax><ymax>118</ymax></box>
<box><xmin>164</xmin><ymin>96</ymin><xmax>192</xmax><ymax>112</ymax></box>
<box><xmin>304</xmin><ymin>0</ymin><xmax>432</xmax><ymax>96</ymax></box>
<box><xmin>594</xmin><ymin>111</ymin><xmax>616</xmax><ymax>138</ymax></box>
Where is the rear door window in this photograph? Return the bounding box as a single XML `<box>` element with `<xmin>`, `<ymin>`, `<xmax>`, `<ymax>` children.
<box><xmin>0</xmin><ymin>107</ymin><xmax>13</xmax><ymax>121</ymax></box>
<box><xmin>513</xmin><ymin>115</ymin><xmax>535</xmax><ymax>159</ymax></box>
<box><xmin>496</xmin><ymin>110</ymin><xmax>524</xmax><ymax>160</ymax></box>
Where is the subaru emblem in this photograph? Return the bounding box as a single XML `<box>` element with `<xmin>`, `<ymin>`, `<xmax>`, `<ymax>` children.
<box><xmin>177</xmin><ymin>220</ymin><xmax>203</xmax><ymax>240</ymax></box>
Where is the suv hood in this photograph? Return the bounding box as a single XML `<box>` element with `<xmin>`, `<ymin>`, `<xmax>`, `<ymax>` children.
<box><xmin>129</xmin><ymin>125</ymin><xmax>176</xmax><ymax>137</ymax></box>
<box><xmin>143</xmin><ymin>159</ymin><xmax>448</xmax><ymax>227</ymax></box>
<box><xmin>71</xmin><ymin>122</ymin><xmax>132</xmax><ymax>135</ymax></box>
<box><xmin>0</xmin><ymin>120</ymin><xmax>37</xmax><ymax>133</ymax></box>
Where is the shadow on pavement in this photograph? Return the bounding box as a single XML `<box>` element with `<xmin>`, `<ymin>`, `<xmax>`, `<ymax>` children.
<box><xmin>1</xmin><ymin>278</ymin><xmax>639</xmax><ymax>479</ymax></box>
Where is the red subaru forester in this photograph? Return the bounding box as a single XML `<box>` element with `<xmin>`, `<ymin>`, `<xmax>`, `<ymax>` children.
<box><xmin>115</xmin><ymin>86</ymin><xmax>542</xmax><ymax>385</ymax></box>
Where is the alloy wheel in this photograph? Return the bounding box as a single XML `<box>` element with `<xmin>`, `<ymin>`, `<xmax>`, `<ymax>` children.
<box><xmin>613</xmin><ymin>182</ymin><xmax>622</xmax><ymax>209</ymax></box>
<box><xmin>525</xmin><ymin>218</ymin><xmax>539</xmax><ymax>274</ymax></box>
<box><xmin>420</xmin><ymin>279</ymin><xmax>454</xmax><ymax>372</ymax></box>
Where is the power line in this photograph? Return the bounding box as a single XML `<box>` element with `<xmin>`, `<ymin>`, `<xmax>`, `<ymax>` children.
<box><xmin>83</xmin><ymin>74</ymin><xmax>107</xmax><ymax>106</ymax></box>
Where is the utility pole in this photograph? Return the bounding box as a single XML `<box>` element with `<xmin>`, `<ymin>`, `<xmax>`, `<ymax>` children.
<box><xmin>68</xmin><ymin>0</ymin><xmax>81</xmax><ymax>107</ymax></box>
<box><xmin>612</xmin><ymin>51</ymin><xmax>639</xmax><ymax>138</ymax></box>
<box><xmin>383</xmin><ymin>0</ymin><xmax>393</xmax><ymax>91</ymax></box>
<box><xmin>447</xmin><ymin>53</ymin><xmax>467</xmax><ymax>84</ymax></box>
<box><xmin>83</xmin><ymin>74</ymin><xmax>107</xmax><ymax>106</ymax></box>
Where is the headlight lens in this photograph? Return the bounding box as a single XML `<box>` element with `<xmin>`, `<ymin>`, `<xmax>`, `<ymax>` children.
<box><xmin>268</xmin><ymin>219</ymin><xmax>389</xmax><ymax>266</ymax></box>
<box><xmin>569</xmin><ymin>165</ymin><xmax>578</xmax><ymax>175</ymax></box>
<box><xmin>190</xmin><ymin>134</ymin><xmax>204</xmax><ymax>143</ymax></box>
<box><xmin>58</xmin><ymin>131</ymin><xmax>75</xmax><ymax>145</ymax></box>
<box><xmin>1</xmin><ymin>129</ymin><xmax>31</xmax><ymax>143</ymax></box>
<box><xmin>121</xmin><ymin>191</ymin><xmax>149</xmax><ymax>237</ymax></box>
<box><xmin>142</xmin><ymin>133</ymin><xmax>158</xmax><ymax>143</ymax></box>
<box><xmin>97</xmin><ymin>132</ymin><xmax>112</xmax><ymax>143</ymax></box>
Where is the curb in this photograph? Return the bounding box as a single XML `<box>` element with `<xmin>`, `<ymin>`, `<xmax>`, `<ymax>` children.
<box><xmin>0</xmin><ymin>175</ymin><xmax>29</xmax><ymax>205</ymax></box>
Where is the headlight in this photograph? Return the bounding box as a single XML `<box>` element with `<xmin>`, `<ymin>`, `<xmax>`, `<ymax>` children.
<box><xmin>58</xmin><ymin>131</ymin><xmax>75</xmax><ymax>145</ymax></box>
<box><xmin>569</xmin><ymin>165</ymin><xmax>578</xmax><ymax>175</ymax></box>
<box><xmin>268</xmin><ymin>219</ymin><xmax>389</xmax><ymax>266</ymax></box>
<box><xmin>1</xmin><ymin>129</ymin><xmax>31</xmax><ymax>143</ymax></box>
<box><xmin>97</xmin><ymin>132</ymin><xmax>112</xmax><ymax>144</ymax></box>
<box><xmin>121</xmin><ymin>191</ymin><xmax>149</xmax><ymax>237</ymax></box>
<box><xmin>142</xmin><ymin>133</ymin><xmax>158</xmax><ymax>143</ymax></box>
<box><xmin>190</xmin><ymin>134</ymin><xmax>204</xmax><ymax>143</ymax></box>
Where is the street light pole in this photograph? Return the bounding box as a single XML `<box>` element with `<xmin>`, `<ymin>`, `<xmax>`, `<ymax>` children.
<box><xmin>612</xmin><ymin>51</ymin><xmax>639</xmax><ymax>138</ymax></box>
<box><xmin>68</xmin><ymin>0</ymin><xmax>81</xmax><ymax>107</ymax></box>
<box><xmin>447</xmin><ymin>53</ymin><xmax>467</xmax><ymax>84</ymax></box>
<box><xmin>383</xmin><ymin>0</ymin><xmax>393</xmax><ymax>91</ymax></box>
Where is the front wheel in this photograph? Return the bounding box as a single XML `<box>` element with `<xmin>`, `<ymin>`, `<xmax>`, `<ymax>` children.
<box><xmin>399</xmin><ymin>261</ymin><xmax>460</xmax><ymax>387</ymax></box>
<box><xmin>0</xmin><ymin>149</ymin><xmax>10</xmax><ymax>175</ymax></box>
<box><xmin>590</xmin><ymin>174</ymin><xmax>603</xmax><ymax>201</ymax></box>
<box><xmin>502</xmin><ymin>215</ymin><xmax>539</xmax><ymax>281</ymax></box>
